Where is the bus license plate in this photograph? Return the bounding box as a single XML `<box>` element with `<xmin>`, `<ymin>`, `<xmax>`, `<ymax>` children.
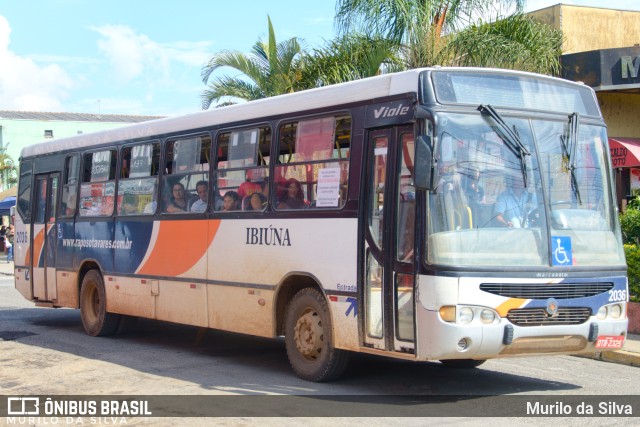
<box><xmin>595</xmin><ymin>335</ymin><xmax>625</xmax><ymax>349</ymax></box>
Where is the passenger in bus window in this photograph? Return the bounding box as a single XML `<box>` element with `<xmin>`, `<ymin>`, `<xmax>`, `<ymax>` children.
<box><xmin>120</xmin><ymin>193</ymin><xmax>140</xmax><ymax>215</ymax></box>
<box><xmin>238</xmin><ymin>180</ymin><xmax>261</xmax><ymax>198</ymax></box>
<box><xmin>166</xmin><ymin>183</ymin><xmax>188</xmax><ymax>213</ymax></box>
<box><xmin>248</xmin><ymin>178</ymin><xmax>269</xmax><ymax>211</ymax></box>
<box><xmin>190</xmin><ymin>180</ymin><xmax>209</xmax><ymax>213</ymax></box>
<box><xmin>222</xmin><ymin>191</ymin><xmax>240</xmax><ymax>211</ymax></box>
<box><xmin>277</xmin><ymin>178</ymin><xmax>306</xmax><ymax>209</ymax></box>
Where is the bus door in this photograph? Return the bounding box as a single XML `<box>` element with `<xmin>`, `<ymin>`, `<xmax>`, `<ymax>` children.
<box><xmin>32</xmin><ymin>173</ymin><xmax>59</xmax><ymax>301</ymax></box>
<box><xmin>362</xmin><ymin>126</ymin><xmax>416</xmax><ymax>354</ymax></box>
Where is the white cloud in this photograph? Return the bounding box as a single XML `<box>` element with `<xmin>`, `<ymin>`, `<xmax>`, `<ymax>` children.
<box><xmin>0</xmin><ymin>15</ymin><xmax>75</xmax><ymax>111</ymax></box>
<box><xmin>90</xmin><ymin>24</ymin><xmax>212</xmax><ymax>85</ymax></box>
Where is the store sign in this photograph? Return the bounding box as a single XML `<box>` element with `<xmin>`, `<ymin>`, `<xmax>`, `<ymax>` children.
<box><xmin>621</xmin><ymin>55</ymin><xmax>640</xmax><ymax>79</ymax></box>
<box><xmin>610</xmin><ymin>146</ymin><xmax>627</xmax><ymax>167</ymax></box>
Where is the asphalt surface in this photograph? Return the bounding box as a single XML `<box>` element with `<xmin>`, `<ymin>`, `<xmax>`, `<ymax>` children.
<box><xmin>0</xmin><ymin>252</ymin><xmax>637</xmax><ymax>368</ymax></box>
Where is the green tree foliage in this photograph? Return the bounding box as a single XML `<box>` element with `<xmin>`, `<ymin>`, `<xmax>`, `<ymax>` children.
<box><xmin>334</xmin><ymin>0</ymin><xmax>561</xmax><ymax>74</ymax></box>
<box><xmin>441</xmin><ymin>14</ymin><xmax>563</xmax><ymax>74</ymax></box>
<box><xmin>621</xmin><ymin>198</ymin><xmax>640</xmax><ymax>301</ymax></box>
<box><xmin>201</xmin><ymin>1</ymin><xmax>563</xmax><ymax>107</ymax></box>
<box><xmin>0</xmin><ymin>153</ymin><xmax>17</xmax><ymax>190</ymax></box>
<box><xmin>301</xmin><ymin>34</ymin><xmax>403</xmax><ymax>87</ymax></box>
<box><xmin>620</xmin><ymin>198</ymin><xmax>640</xmax><ymax>245</ymax></box>
<box><xmin>200</xmin><ymin>16</ymin><xmax>306</xmax><ymax>108</ymax></box>
<box><xmin>624</xmin><ymin>244</ymin><xmax>640</xmax><ymax>301</ymax></box>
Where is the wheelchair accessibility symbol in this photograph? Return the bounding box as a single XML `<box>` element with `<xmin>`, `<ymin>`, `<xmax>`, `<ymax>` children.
<box><xmin>552</xmin><ymin>236</ymin><xmax>572</xmax><ymax>266</ymax></box>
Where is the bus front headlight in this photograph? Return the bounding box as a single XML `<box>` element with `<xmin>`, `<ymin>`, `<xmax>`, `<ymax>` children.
<box><xmin>597</xmin><ymin>306</ymin><xmax>608</xmax><ymax>320</ymax></box>
<box><xmin>480</xmin><ymin>309</ymin><xmax>496</xmax><ymax>324</ymax></box>
<box><xmin>609</xmin><ymin>304</ymin><xmax>623</xmax><ymax>319</ymax></box>
<box><xmin>439</xmin><ymin>305</ymin><xmax>500</xmax><ymax>325</ymax></box>
<box><xmin>596</xmin><ymin>303</ymin><xmax>625</xmax><ymax>320</ymax></box>
<box><xmin>458</xmin><ymin>307</ymin><xmax>474</xmax><ymax>324</ymax></box>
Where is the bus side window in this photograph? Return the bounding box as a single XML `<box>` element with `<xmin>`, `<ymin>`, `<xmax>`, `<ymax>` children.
<box><xmin>79</xmin><ymin>149</ymin><xmax>117</xmax><ymax>217</ymax></box>
<box><xmin>274</xmin><ymin>115</ymin><xmax>351</xmax><ymax>210</ymax></box>
<box><xmin>60</xmin><ymin>154</ymin><xmax>80</xmax><ymax>217</ymax></box>
<box><xmin>117</xmin><ymin>142</ymin><xmax>160</xmax><ymax>216</ymax></box>
<box><xmin>215</xmin><ymin>127</ymin><xmax>271</xmax><ymax>212</ymax></box>
<box><xmin>163</xmin><ymin>134</ymin><xmax>211</xmax><ymax>214</ymax></box>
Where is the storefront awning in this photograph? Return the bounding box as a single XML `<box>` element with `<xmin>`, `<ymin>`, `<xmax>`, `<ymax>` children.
<box><xmin>609</xmin><ymin>137</ymin><xmax>640</xmax><ymax>168</ymax></box>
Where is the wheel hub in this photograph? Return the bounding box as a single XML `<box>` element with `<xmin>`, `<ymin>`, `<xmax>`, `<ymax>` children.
<box><xmin>294</xmin><ymin>309</ymin><xmax>323</xmax><ymax>360</ymax></box>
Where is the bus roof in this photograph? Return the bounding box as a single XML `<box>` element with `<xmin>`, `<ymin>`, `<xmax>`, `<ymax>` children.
<box><xmin>20</xmin><ymin>68</ymin><xmax>428</xmax><ymax>159</ymax></box>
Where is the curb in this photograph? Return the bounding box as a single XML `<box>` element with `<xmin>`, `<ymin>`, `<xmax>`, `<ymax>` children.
<box><xmin>577</xmin><ymin>350</ymin><xmax>640</xmax><ymax>368</ymax></box>
<box><xmin>598</xmin><ymin>350</ymin><xmax>640</xmax><ymax>367</ymax></box>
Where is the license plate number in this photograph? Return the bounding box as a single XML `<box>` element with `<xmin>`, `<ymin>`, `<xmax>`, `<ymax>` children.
<box><xmin>595</xmin><ymin>335</ymin><xmax>625</xmax><ymax>349</ymax></box>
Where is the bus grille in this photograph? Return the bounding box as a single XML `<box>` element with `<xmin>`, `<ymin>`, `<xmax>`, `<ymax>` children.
<box><xmin>480</xmin><ymin>282</ymin><xmax>612</xmax><ymax>299</ymax></box>
<box><xmin>507</xmin><ymin>307</ymin><xmax>592</xmax><ymax>326</ymax></box>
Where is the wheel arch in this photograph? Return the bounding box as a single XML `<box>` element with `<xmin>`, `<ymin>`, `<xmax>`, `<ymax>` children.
<box><xmin>274</xmin><ymin>271</ymin><xmax>329</xmax><ymax>336</ymax></box>
<box><xmin>76</xmin><ymin>259</ymin><xmax>103</xmax><ymax>301</ymax></box>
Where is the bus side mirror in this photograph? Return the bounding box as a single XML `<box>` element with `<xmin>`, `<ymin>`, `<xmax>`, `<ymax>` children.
<box><xmin>415</xmin><ymin>135</ymin><xmax>437</xmax><ymax>191</ymax></box>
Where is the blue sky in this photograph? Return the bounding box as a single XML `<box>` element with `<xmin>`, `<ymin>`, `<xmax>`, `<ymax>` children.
<box><xmin>0</xmin><ymin>0</ymin><xmax>638</xmax><ymax>117</ymax></box>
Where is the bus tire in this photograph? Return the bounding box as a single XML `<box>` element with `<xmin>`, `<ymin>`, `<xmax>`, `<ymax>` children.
<box><xmin>439</xmin><ymin>359</ymin><xmax>486</xmax><ymax>369</ymax></box>
<box><xmin>79</xmin><ymin>270</ymin><xmax>121</xmax><ymax>337</ymax></box>
<box><xmin>284</xmin><ymin>287</ymin><xmax>349</xmax><ymax>382</ymax></box>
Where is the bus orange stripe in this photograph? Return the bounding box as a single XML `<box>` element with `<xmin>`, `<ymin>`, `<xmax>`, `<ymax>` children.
<box><xmin>495</xmin><ymin>298</ymin><xmax>528</xmax><ymax>317</ymax></box>
<box><xmin>136</xmin><ymin>219</ymin><xmax>220</xmax><ymax>276</ymax></box>
<box><xmin>29</xmin><ymin>228</ymin><xmax>45</xmax><ymax>267</ymax></box>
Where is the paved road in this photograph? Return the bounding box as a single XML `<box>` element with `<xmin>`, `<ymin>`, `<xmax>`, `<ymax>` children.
<box><xmin>1</xmin><ymin>276</ymin><xmax>638</xmax><ymax>426</ymax></box>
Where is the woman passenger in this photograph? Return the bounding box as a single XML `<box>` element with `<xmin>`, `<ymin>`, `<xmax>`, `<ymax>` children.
<box><xmin>222</xmin><ymin>190</ymin><xmax>241</xmax><ymax>211</ymax></box>
<box><xmin>249</xmin><ymin>178</ymin><xmax>269</xmax><ymax>211</ymax></box>
<box><xmin>277</xmin><ymin>178</ymin><xmax>306</xmax><ymax>209</ymax></box>
<box><xmin>166</xmin><ymin>183</ymin><xmax>188</xmax><ymax>213</ymax></box>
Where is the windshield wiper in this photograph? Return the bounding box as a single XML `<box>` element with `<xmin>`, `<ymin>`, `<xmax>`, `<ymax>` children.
<box><xmin>560</xmin><ymin>112</ymin><xmax>582</xmax><ymax>204</ymax></box>
<box><xmin>478</xmin><ymin>104</ymin><xmax>530</xmax><ymax>187</ymax></box>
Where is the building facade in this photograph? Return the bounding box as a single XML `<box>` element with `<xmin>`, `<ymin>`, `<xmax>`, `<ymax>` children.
<box><xmin>0</xmin><ymin>111</ymin><xmax>162</xmax><ymax>166</ymax></box>
<box><xmin>529</xmin><ymin>4</ymin><xmax>640</xmax><ymax>209</ymax></box>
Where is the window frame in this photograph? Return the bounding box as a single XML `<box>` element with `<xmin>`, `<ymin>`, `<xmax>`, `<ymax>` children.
<box><xmin>274</xmin><ymin>112</ymin><xmax>352</xmax><ymax>211</ymax></box>
<box><xmin>161</xmin><ymin>132</ymin><xmax>212</xmax><ymax>215</ymax></box>
<box><xmin>214</xmin><ymin>124</ymin><xmax>272</xmax><ymax>213</ymax></box>
<box><xmin>59</xmin><ymin>154</ymin><xmax>81</xmax><ymax>218</ymax></box>
<box><xmin>78</xmin><ymin>147</ymin><xmax>118</xmax><ymax>218</ymax></box>
<box><xmin>117</xmin><ymin>140</ymin><xmax>161</xmax><ymax>216</ymax></box>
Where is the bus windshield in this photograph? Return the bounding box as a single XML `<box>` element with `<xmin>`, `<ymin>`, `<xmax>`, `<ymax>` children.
<box><xmin>426</xmin><ymin>111</ymin><xmax>625</xmax><ymax>268</ymax></box>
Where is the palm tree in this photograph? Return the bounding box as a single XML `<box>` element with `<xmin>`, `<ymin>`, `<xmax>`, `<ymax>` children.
<box><xmin>335</xmin><ymin>0</ymin><xmax>525</xmax><ymax>41</ymax></box>
<box><xmin>301</xmin><ymin>34</ymin><xmax>403</xmax><ymax>87</ymax></box>
<box><xmin>200</xmin><ymin>16</ymin><xmax>306</xmax><ymax>108</ymax></box>
<box><xmin>0</xmin><ymin>153</ymin><xmax>17</xmax><ymax>191</ymax></box>
<box><xmin>442</xmin><ymin>13</ymin><xmax>563</xmax><ymax>74</ymax></box>
<box><xmin>334</xmin><ymin>0</ymin><xmax>562</xmax><ymax>75</ymax></box>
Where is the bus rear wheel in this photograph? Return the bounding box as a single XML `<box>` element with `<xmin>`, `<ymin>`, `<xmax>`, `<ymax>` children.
<box><xmin>284</xmin><ymin>288</ymin><xmax>349</xmax><ymax>382</ymax></box>
<box><xmin>439</xmin><ymin>359</ymin><xmax>486</xmax><ymax>369</ymax></box>
<box><xmin>79</xmin><ymin>270</ymin><xmax>121</xmax><ymax>337</ymax></box>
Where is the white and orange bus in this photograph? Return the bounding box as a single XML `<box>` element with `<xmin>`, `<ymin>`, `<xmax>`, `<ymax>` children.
<box><xmin>14</xmin><ymin>68</ymin><xmax>628</xmax><ymax>381</ymax></box>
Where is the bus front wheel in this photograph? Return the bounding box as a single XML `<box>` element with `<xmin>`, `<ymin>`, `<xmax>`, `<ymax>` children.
<box><xmin>79</xmin><ymin>270</ymin><xmax>121</xmax><ymax>337</ymax></box>
<box><xmin>284</xmin><ymin>288</ymin><xmax>349</xmax><ymax>382</ymax></box>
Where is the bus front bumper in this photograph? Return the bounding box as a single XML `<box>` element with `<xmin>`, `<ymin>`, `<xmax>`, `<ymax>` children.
<box><xmin>415</xmin><ymin>308</ymin><xmax>628</xmax><ymax>361</ymax></box>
